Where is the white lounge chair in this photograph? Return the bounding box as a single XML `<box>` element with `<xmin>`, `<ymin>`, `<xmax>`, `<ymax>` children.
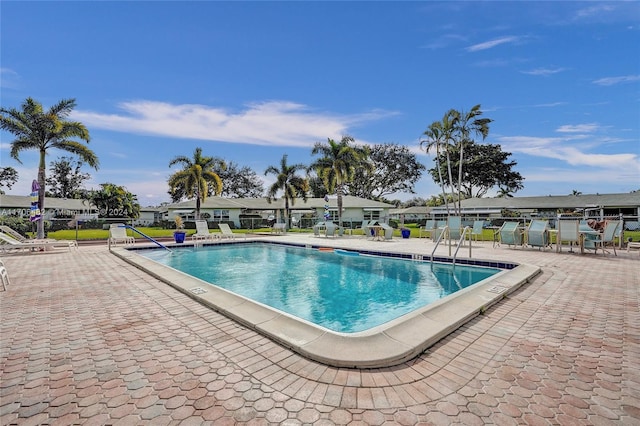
<box><xmin>193</xmin><ymin>220</ymin><xmax>218</xmax><ymax>242</ymax></box>
<box><xmin>108</xmin><ymin>224</ymin><xmax>135</xmax><ymax>246</ymax></box>
<box><xmin>0</xmin><ymin>259</ymin><xmax>10</xmax><ymax>291</ymax></box>
<box><xmin>217</xmin><ymin>223</ymin><xmax>238</xmax><ymax>239</ymax></box>
<box><xmin>0</xmin><ymin>225</ymin><xmax>30</xmax><ymax>242</ymax></box>
<box><xmin>0</xmin><ymin>231</ymin><xmax>77</xmax><ymax>252</ymax></box>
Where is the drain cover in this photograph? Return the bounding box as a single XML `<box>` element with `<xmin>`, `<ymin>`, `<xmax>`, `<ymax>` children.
<box><xmin>487</xmin><ymin>286</ymin><xmax>507</xmax><ymax>294</ymax></box>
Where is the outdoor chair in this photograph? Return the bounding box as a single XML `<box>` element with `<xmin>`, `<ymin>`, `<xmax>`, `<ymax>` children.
<box><xmin>525</xmin><ymin>219</ymin><xmax>550</xmax><ymax>250</ymax></box>
<box><xmin>0</xmin><ymin>225</ymin><xmax>29</xmax><ymax>242</ymax></box>
<box><xmin>557</xmin><ymin>220</ymin><xmax>580</xmax><ymax>253</ymax></box>
<box><xmin>470</xmin><ymin>220</ymin><xmax>484</xmax><ymax>242</ymax></box>
<box><xmin>379</xmin><ymin>223</ymin><xmax>394</xmax><ymax>240</ymax></box>
<box><xmin>0</xmin><ymin>232</ymin><xmax>76</xmax><ymax>253</ymax></box>
<box><xmin>419</xmin><ymin>220</ymin><xmax>436</xmax><ymax>239</ymax></box>
<box><xmin>108</xmin><ymin>224</ymin><xmax>135</xmax><ymax>246</ymax></box>
<box><xmin>217</xmin><ymin>223</ymin><xmax>239</xmax><ymax>239</ymax></box>
<box><xmin>498</xmin><ymin>221</ymin><xmax>524</xmax><ymax>248</ymax></box>
<box><xmin>0</xmin><ymin>259</ymin><xmax>9</xmax><ymax>291</ymax></box>
<box><xmin>193</xmin><ymin>220</ymin><xmax>218</xmax><ymax>242</ymax></box>
<box><xmin>584</xmin><ymin>220</ymin><xmax>620</xmax><ymax>256</ymax></box>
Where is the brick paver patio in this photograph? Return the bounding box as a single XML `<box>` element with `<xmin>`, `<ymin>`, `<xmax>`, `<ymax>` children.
<box><xmin>1</xmin><ymin>237</ymin><xmax>638</xmax><ymax>425</ymax></box>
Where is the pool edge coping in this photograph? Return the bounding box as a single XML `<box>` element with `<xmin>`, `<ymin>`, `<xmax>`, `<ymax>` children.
<box><xmin>110</xmin><ymin>241</ymin><xmax>541</xmax><ymax>368</ymax></box>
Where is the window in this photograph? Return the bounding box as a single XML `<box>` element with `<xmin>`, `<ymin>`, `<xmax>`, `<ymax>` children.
<box><xmin>213</xmin><ymin>210</ymin><xmax>230</xmax><ymax>221</ymax></box>
<box><xmin>364</xmin><ymin>210</ymin><xmax>381</xmax><ymax>221</ymax></box>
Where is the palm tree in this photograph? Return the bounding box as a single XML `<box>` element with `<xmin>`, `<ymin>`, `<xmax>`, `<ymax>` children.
<box><xmin>0</xmin><ymin>97</ymin><xmax>98</xmax><ymax>239</ymax></box>
<box><xmin>168</xmin><ymin>147</ymin><xmax>225</xmax><ymax>220</ymax></box>
<box><xmin>451</xmin><ymin>105</ymin><xmax>492</xmax><ymax>213</ymax></box>
<box><xmin>496</xmin><ymin>187</ymin><xmax>514</xmax><ymax>198</ymax></box>
<box><xmin>310</xmin><ymin>136</ymin><xmax>371</xmax><ymax>226</ymax></box>
<box><xmin>420</xmin><ymin>120</ymin><xmax>451</xmax><ymax>216</ymax></box>
<box><xmin>264</xmin><ymin>154</ymin><xmax>308</xmax><ymax>229</ymax></box>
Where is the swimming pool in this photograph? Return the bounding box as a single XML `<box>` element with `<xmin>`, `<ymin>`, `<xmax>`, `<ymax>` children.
<box><xmin>138</xmin><ymin>243</ymin><xmax>500</xmax><ymax>333</ymax></box>
<box><xmin>112</xmin><ymin>239</ymin><xmax>540</xmax><ymax>368</ymax></box>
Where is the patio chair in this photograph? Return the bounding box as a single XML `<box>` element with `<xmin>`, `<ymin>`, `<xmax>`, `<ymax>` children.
<box><xmin>360</xmin><ymin>220</ymin><xmax>372</xmax><ymax>238</ymax></box>
<box><xmin>557</xmin><ymin>220</ymin><xmax>580</xmax><ymax>253</ymax></box>
<box><xmin>525</xmin><ymin>219</ymin><xmax>550</xmax><ymax>250</ymax></box>
<box><xmin>470</xmin><ymin>220</ymin><xmax>484</xmax><ymax>242</ymax></box>
<box><xmin>0</xmin><ymin>259</ymin><xmax>9</xmax><ymax>291</ymax></box>
<box><xmin>419</xmin><ymin>220</ymin><xmax>436</xmax><ymax>239</ymax></box>
<box><xmin>217</xmin><ymin>223</ymin><xmax>238</xmax><ymax>239</ymax></box>
<box><xmin>498</xmin><ymin>221</ymin><xmax>524</xmax><ymax>248</ymax></box>
<box><xmin>193</xmin><ymin>220</ymin><xmax>218</xmax><ymax>242</ymax></box>
<box><xmin>379</xmin><ymin>223</ymin><xmax>394</xmax><ymax>240</ymax></box>
<box><xmin>325</xmin><ymin>222</ymin><xmax>338</xmax><ymax>237</ymax></box>
<box><xmin>584</xmin><ymin>220</ymin><xmax>620</xmax><ymax>256</ymax></box>
<box><xmin>108</xmin><ymin>224</ymin><xmax>135</xmax><ymax>246</ymax></box>
<box><xmin>447</xmin><ymin>216</ymin><xmax>463</xmax><ymax>241</ymax></box>
<box><xmin>0</xmin><ymin>225</ymin><xmax>29</xmax><ymax>242</ymax></box>
<box><xmin>0</xmin><ymin>232</ymin><xmax>74</xmax><ymax>253</ymax></box>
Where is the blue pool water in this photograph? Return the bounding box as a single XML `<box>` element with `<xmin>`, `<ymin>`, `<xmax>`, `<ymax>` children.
<box><xmin>138</xmin><ymin>243</ymin><xmax>500</xmax><ymax>333</ymax></box>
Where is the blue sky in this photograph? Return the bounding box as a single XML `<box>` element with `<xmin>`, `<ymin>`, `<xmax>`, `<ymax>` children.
<box><xmin>1</xmin><ymin>1</ymin><xmax>639</xmax><ymax>206</ymax></box>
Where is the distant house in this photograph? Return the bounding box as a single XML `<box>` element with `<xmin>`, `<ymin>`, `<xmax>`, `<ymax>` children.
<box><xmin>428</xmin><ymin>192</ymin><xmax>640</xmax><ymax>228</ymax></box>
<box><xmin>0</xmin><ymin>194</ymin><xmax>97</xmax><ymax>221</ymax></box>
<box><xmin>389</xmin><ymin>206</ymin><xmax>431</xmax><ymax>224</ymax></box>
<box><xmin>162</xmin><ymin>195</ymin><xmax>395</xmax><ymax>229</ymax></box>
<box><xmin>0</xmin><ymin>194</ymin><xmax>160</xmax><ymax>226</ymax></box>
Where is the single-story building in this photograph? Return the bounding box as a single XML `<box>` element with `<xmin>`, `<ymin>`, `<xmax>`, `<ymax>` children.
<box><xmin>389</xmin><ymin>206</ymin><xmax>431</xmax><ymax>225</ymax></box>
<box><xmin>428</xmin><ymin>192</ymin><xmax>640</xmax><ymax>229</ymax></box>
<box><xmin>162</xmin><ymin>195</ymin><xmax>395</xmax><ymax>229</ymax></box>
<box><xmin>0</xmin><ymin>194</ymin><xmax>161</xmax><ymax>227</ymax></box>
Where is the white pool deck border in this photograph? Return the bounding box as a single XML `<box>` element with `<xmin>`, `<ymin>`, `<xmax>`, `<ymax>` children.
<box><xmin>110</xmin><ymin>235</ymin><xmax>540</xmax><ymax>368</ymax></box>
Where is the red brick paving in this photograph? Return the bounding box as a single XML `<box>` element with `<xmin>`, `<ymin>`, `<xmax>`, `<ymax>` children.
<box><xmin>1</xmin><ymin>242</ymin><xmax>639</xmax><ymax>425</ymax></box>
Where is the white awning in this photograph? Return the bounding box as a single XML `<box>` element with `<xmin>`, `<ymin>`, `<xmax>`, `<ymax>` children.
<box><xmin>171</xmin><ymin>209</ymin><xmax>195</xmax><ymax>215</ymax></box>
<box><xmin>363</xmin><ymin>208</ymin><xmax>383</xmax><ymax>211</ymax></box>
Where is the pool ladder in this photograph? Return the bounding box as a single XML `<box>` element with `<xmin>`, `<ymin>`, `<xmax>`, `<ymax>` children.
<box><xmin>430</xmin><ymin>226</ymin><xmax>472</xmax><ymax>265</ymax></box>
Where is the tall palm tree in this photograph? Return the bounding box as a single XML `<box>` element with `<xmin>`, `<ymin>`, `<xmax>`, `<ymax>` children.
<box><xmin>451</xmin><ymin>104</ymin><xmax>492</xmax><ymax>213</ymax></box>
<box><xmin>310</xmin><ymin>136</ymin><xmax>371</xmax><ymax>226</ymax></box>
<box><xmin>168</xmin><ymin>147</ymin><xmax>225</xmax><ymax>220</ymax></box>
<box><xmin>420</xmin><ymin>120</ymin><xmax>451</xmax><ymax>216</ymax></box>
<box><xmin>0</xmin><ymin>97</ymin><xmax>98</xmax><ymax>239</ymax></box>
<box><xmin>264</xmin><ymin>154</ymin><xmax>308</xmax><ymax>229</ymax></box>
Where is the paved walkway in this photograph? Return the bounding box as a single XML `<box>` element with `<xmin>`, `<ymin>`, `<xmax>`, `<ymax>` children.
<box><xmin>1</xmin><ymin>236</ymin><xmax>639</xmax><ymax>425</ymax></box>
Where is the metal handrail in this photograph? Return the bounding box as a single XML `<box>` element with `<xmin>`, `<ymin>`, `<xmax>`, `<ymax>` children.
<box><xmin>430</xmin><ymin>225</ymin><xmax>448</xmax><ymax>262</ymax></box>
<box><xmin>123</xmin><ymin>225</ymin><xmax>172</xmax><ymax>252</ymax></box>
<box><xmin>452</xmin><ymin>226</ymin><xmax>472</xmax><ymax>265</ymax></box>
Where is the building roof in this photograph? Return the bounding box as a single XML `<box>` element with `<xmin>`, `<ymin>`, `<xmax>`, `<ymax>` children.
<box><xmin>0</xmin><ymin>194</ymin><xmax>96</xmax><ymax>211</ymax></box>
<box><xmin>389</xmin><ymin>206</ymin><xmax>431</xmax><ymax>215</ymax></box>
<box><xmin>162</xmin><ymin>195</ymin><xmax>394</xmax><ymax>211</ymax></box>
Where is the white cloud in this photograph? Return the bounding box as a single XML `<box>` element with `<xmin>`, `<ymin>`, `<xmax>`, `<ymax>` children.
<box><xmin>521</xmin><ymin>67</ymin><xmax>567</xmax><ymax>76</ymax></box>
<box><xmin>592</xmin><ymin>75</ymin><xmax>640</xmax><ymax>86</ymax></box>
<box><xmin>466</xmin><ymin>36</ymin><xmax>520</xmax><ymax>52</ymax></box>
<box><xmin>497</xmin><ymin>135</ymin><xmax>639</xmax><ymax>169</ymax></box>
<box><xmin>0</xmin><ymin>68</ymin><xmax>21</xmax><ymax>89</ymax></box>
<box><xmin>72</xmin><ymin>100</ymin><xmax>398</xmax><ymax>148</ymax></box>
<box><xmin>556</xmin><ymin>123</ymin><xmax>600</xmax><ymax>133</ymax></box>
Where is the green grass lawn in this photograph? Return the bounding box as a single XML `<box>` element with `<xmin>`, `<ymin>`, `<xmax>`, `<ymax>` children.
<box><xmin>45</xmin><ymin>224</ymin><xmax>640</xmax><ymax>243</ymax></box>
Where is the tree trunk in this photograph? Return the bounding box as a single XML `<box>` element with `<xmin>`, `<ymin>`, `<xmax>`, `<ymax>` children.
<box><xmin>37</xmin><ymin>151</ymin><xmax>46</xmax><ymax>239</ymax></box>
<box><xmin>337</xmin><ymin>184</ymin><xmax>343</xmax><ymax>227</ymax></box>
